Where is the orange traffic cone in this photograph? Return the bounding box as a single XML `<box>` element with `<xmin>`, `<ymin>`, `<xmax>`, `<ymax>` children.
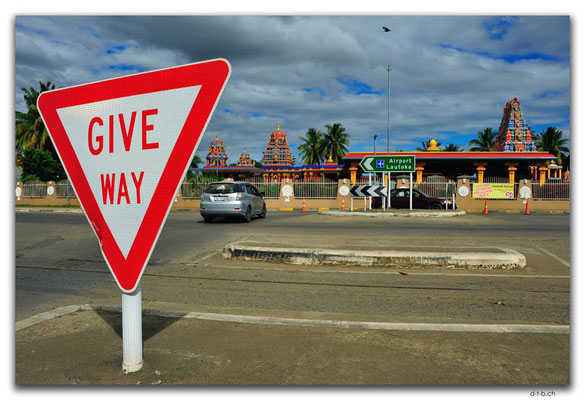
<box><xmin>301</xmin><ymin>199</ymin><xmax>306</xmax><ymax>213</ymax></box>
<box><xmin>524</xmin><ymin>198</ymin><xmax>530</xmax><ymax>215</ymax></box>
<box><xmin>341</xmin><ymin>198</ymin><xmax>345</xmax><ymax>211</ymax></box>
<box><xmin>483</xmin><ymin>199</ymin><xmax>489</xmax><ymax>215</ymax></box>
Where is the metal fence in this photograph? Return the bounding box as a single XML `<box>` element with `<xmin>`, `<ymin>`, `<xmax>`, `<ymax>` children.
<box><xmin>22</xmin><ymin>182</ymin><xmax>46</xmax><ymax>198</ymax></box>
<box><xmin>415</xmin><ymin>176</ymin><xmax>456</xmax><ymax>201</ymax></box>
<box><xmin>56</xmin><ymin>181</ymin><xmax>76</xmax><ymax>198</ymax></box>
<box><xmin>181</xmin><ymin>177</ymin><xmax>216</xmax><ymax>199</ymax></box>
<box><xmin>293</xmin><ymin>179</ymin><xmax>338</xmax><ymax>199</ymax></box>
<box><xmin>243</xmin><ymin>177</ymin><xmax>280</xmax><ymax>199</ymax></box>
<box><xmin>532</xmin><ymin>182</ymin><xmax>570</xmax><ymax>201</ymax></box>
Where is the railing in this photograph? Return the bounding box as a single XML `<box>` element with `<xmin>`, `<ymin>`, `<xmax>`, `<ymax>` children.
<box><xmin>181</xmin><ymin>177</ymin><xmax>217</xmax><ymax>199</ymax></box>
<box><xmin>22</xmin><ymin>182</ymin><xmax>46</xmax><ymax>198</ymax></box>
<box><xmin>293</xmin><ymin>179</ymin><xmax>338</xmax><ymax>199</ymax></box>
<box><xmin>415</xmin><ymin>176</ymin><xmax>456</xmax><ymax>201</ymax></box>
<box><xmin>243</xmin><ymin>177</ymin><xmax>280</xmax><ymax>199</ymax></box>
<box><xmin>532</xmin><ymin>182</ymin><xmax>570</xmax><ymax>201</ymax></box>
<box><xmin>56</xmin><ymin>181</ymin><xmax>76</xmax><ymax>198</ymax></box>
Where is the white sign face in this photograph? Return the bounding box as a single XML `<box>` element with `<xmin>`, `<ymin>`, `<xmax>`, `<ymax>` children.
<box><xmin>47</xmin><ymin>186</ymin><xmax>55</xmax><ymax>196</ymax></box>
<box><xmin>339</xmin><ymin>185</ymin><xmax>349</xmax><ymax>196</ymax></box>
<box><xmin>458</xmin><ymin>186</ymin><xmax>470</xmax><ymax>197</ymax></box>
<box><xmin>38</xmin><ymin>60</ymin><xmax>232</xmax><ymax>292</ymax></box>
<box><xmin>57</xmin><ymin>86</ymin><xmax>200</xmax><ymax>257</ymax></box>
<box><xmin>519</xmin><ymin>186</ymin><xmax>532</xmax><ymax>199</ymax></box>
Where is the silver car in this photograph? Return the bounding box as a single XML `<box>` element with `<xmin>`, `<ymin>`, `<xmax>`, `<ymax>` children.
<box><xmin>200</xmin><ymin>181</ymin><xmax>266</xmax><ymax>223</ymax></box>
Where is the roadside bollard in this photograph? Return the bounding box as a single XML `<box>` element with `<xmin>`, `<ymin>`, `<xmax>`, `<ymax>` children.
<box><xmin>301</xmin><ymin>199</ymin><xmax>306</xmax><ymax>213</ymax></box>
<box><xmin>483</xmin><ymin>199</ymin><xmax>489</xmax><ymax>215</ymax></box>
<box><xmin>341</xmin><ymin>198</ymin><xmax>345</xmax><ymax>211</ymax></box>
<box><xmin>524</xmin><ymin>198</ymin><xmax>530</xmax><ymax>215</ymax></box>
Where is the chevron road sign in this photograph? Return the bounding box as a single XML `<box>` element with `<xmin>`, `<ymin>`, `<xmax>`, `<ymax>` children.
<box><xmin>359</xmin><ymin>155</ymin><xmax>416</xmax><ymax>172</ymax></box>
<box><xmin>349</xmin><ymin>185</ymin><xmax>387</xmax><ymax>197</ymax></box>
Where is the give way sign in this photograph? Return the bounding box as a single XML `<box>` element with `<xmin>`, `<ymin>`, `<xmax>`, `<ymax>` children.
<box><xmin>37</xmin><ymin>59</ymin><xmax>231</xmax><ymax>293</ymax></box>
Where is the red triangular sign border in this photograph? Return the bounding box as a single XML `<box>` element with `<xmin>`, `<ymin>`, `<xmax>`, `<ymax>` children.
<box><xmin>37</xmin><ymin>59</ymin><xmax>231</xmax><ymax>293</ymax></box>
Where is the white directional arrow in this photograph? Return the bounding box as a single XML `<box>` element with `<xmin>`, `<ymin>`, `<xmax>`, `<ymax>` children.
<box><xmin>363</xmin><ymin>157</ymin><xmax>375</xmax><ymax>171</ymax></box>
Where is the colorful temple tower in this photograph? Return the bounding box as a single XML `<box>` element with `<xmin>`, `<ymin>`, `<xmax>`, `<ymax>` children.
<box><xmin>205</xmin><ymin>136</ymin><xmax>228</xmax><ymax>167</ymax></box>
<box><xmin>493</xmin><ymin>97</ymin><xmax>537</xmax><ymax>152</ymax></box>
<box><xmin>237</xmin><ymin>150</ymin><xmax>254</xmax><ymax>167</ymax></box>
<box><xmin>261</xmin><ymin>122</ymin><xmax>293</xmax><ymax>166</ymax></box>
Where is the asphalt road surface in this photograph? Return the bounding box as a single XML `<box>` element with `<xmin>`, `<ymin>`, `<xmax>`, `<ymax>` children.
<box><xmin>15</xmin><ymin>210</ymin><xmax>571</xmax><ymax>385</ymax></box>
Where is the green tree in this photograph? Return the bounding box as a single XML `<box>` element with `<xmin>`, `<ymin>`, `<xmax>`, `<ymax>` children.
<box><xmin>322</xmin><ymin>123</ymin><xmax>350</xmax><ymax>163</ymax></box>
<box><xmin>15</xmin><ymin>81</ymin><xmax>56</xmax><ymax>153</ymax></box>
<box><xmin>190</xmin><ymin>155</ymin><xmax>203</xmax><ymax>169</ymax></box>
<box><xmin>443</xmin><ymin>143</ymin><xmax>462</xmax><ymax>151</ymax></box>
<box><xmin>536</xmin><ymin>127</ymin><xmax>569</xmax><ymax>164</ymax></box>
<box><xmin>20</xmin><ymin>147</ymin><xmax>65</xmax><ymax>182</ymax></box>
<box><xmin>297</xmin><ymin>128</ymin><xmax>324</xmax><ymax>165</ymax></box>
<box><xmin>468</xmin><ymin>128</ymin><xmax>496</xmax><ymax>151</ymax></box>
<box><xmin>416</xmin><ymin>139</ymin><xmax>442</xmax><ymax>151</ymax></box>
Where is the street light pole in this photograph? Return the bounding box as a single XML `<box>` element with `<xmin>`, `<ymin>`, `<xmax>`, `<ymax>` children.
<box><xmin>387</xmin><ymin>65</ymin><xmax>391</xmax><ymax>154</ymax></box>
<box><xmin>374</xmin><ymin>134</ymin><xmax>378</xmax><ymax>156</ymax></box>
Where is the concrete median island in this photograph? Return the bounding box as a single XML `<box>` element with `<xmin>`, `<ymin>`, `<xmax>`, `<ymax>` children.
<box><xmin>318</xmin><ymin>209</ymin><xmax>466</xmax><ymax>218</ymax></box>
<box><xmin>223</xmin><ymin>242</ymin><xmax>526</xmax><ymax>270</ymax></box>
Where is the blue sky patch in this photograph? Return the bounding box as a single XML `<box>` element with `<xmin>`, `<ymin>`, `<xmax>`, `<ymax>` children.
<box><xmin>440</xmin><ymin>44</ymin><xmax>567</xmax><ymax>64</ymax></box>
<box><xmin>336</xmin><ymin>76</ymin><xmax>384</xmax><ymax>95</ymax></box>
<box><xmin>302</xmin><ymin>87</ymin><xmax>326</xmax><ymax>97</ymax></box>
<box><xmin>78</xmin><ymin>25</ymin><xmax>102</xmax><ymax>40</ymax></box>
<box><xmin>107</xmin><ymin>64</ymin><xmax>146</xmax><ymax>72</ymax></box>
<box><xmin>483</xmin><ymin>17</ymin><xmax>518</xmax><ymax>40</ymax></box>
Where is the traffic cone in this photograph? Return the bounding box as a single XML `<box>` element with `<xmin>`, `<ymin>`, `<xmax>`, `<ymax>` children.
<box><xmin>483</xmin><ymin>199</ymin><xmax>488</xmax><ymax>215</ymax></box>
<box><xmin>301</xmin><ymin>199</ymin><xmax>306</xmax><ymax>213</ymax></box>
<box><xmin>341</xmin><ymin>198</ymin><xmax>345</xmax><ymax>211</ymax></box>
<box><xmin>524</xmin><ymin>198</ymin><xmax>530</xmax><ymax>215</ymax></box>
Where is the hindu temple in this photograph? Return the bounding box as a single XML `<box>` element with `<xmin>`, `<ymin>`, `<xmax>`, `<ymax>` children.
<box><xmin>237</xmin><ymin>150</ymin><xmax>254</xmax><ymax>167</ymax></box>
<box><xmin>261</xmin><ymin>122</ymin><xmax>294</xmax><ymax>166</ymax></box>
<box><xmin>205</xmin><ymin>137</ymin><xmax>228</xmax><ymax>167</ymax></box>
<box><xmin>493</xmin><ymin>97</ymin><xmax>537</xmax><ymax>152</ymax></box>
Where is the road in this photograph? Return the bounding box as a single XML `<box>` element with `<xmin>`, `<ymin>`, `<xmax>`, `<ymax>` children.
<box><xmin>15</xmin><ymin>210</ymin><xmax>571</xmax><ymax>384</ymax></box>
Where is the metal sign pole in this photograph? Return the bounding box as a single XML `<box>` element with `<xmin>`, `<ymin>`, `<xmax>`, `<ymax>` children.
<box><xmin>388</xmin><ymin>172</ymin><xmax>391</xmax><ymax>209</ymax></box>
<box><xmin>122</xmin><ymin>283</ymin><xmax>143</xmax><ymax>373</ymax></box>
<box><xmin>409</xmin><ymin>172</ymin><xmax>413</xmax><ymax>210</ymax></box>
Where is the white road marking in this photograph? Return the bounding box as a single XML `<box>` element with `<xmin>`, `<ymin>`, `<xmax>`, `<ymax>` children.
<box><xmin>187</xmin><ymin>251</ymin><xmax>219</xmax><ymax>265</ymax></box>
<box><xmin>538</xmin><ymin>247</ymin><xmax>570</xmax><ymax>268</ymax></box>
<box><xmin>16</xmin><ymin>304</ymin><xmax>569</xmax><ymax>335</ymax></box>
<box><xmin>202</xmin><ymin>264</ymin><xmax>569</xmax><ymax>279</ymax></box>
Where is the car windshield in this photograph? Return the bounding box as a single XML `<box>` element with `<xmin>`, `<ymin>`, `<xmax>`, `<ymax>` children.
<box><xmin>204</xmin><ymin>183</ymin><xmax>239</xmax><ymax>194</ymax></box>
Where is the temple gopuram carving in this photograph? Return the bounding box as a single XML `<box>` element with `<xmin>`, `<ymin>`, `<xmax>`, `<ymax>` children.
<box><xmin>205</xmin><ymin>137</ymin><xmax>228</xmax><ymax>167</ymax></box>
<box><xmin>237</xmin><ymin>150</ymin><xmax>254</xmax><ymax>167</ymax></box>
<box><xmin>261</xmin><ymin>122</ymin><xmax>293</xmax><ymax>166</ymax></box>
<box><xmin>493</xmin><ymin>97</ymin><xmax>537</xmax><ymax>152</ymax></box>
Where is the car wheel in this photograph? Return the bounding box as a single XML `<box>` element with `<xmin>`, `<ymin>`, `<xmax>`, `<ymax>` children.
<box><xmin>203</xmin><ymin>216</ymin><xmax>213</xmax><ymax>223</ymax></box>
<box><xmin>259</xmin><ymin>204</ymin><xmax>266</xmax><ymax>218</ymax></box>
<box><xmin>430</xmin><ymin>203</ymin><xmax>443</xmax><ymax>210</ymax></box>
<box><xmin>243</xmin><ymin>206</ymin><xmax>252</xmax><ymax>223</ymax></box>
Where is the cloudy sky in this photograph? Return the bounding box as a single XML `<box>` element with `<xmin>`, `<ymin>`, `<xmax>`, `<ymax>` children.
<box><xmin>15</xmin><ymin>15</ymin><xmax>570</xmax><ymax>164</ymax></box>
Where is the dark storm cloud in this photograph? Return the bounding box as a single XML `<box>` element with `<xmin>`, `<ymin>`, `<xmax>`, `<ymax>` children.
<box><xmin>15</xmin><ymin>15</ymin><xmax>570</xmax><ymax>162</ymax></box>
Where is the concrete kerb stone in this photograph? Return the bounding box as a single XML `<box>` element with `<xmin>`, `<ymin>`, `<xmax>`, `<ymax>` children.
<box><xmin>223</xmin><ymin>243</ymin><xmax>526</xmax><ymax>270</ymax></box>
<box><xmin>318</xmin><ymin>210</ymin><xmax>466</xmax><ymax>218</ymax></box>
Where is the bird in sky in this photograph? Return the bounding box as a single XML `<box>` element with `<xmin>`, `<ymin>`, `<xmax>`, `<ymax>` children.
<box><xmin>382</xmin><ymin>27</ymin><xmax>391</xmax><ymax>32</ymax></box>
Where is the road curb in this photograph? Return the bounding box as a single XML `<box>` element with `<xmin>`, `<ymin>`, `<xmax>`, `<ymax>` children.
<box><xmin>15</xmin><ymin>207</ymin><xmax>84</xmax><ymax>213</ymax></box>
<box><xmin>318</xmin><ymin>209</ymin><xmax>466</xmax><ymax>218</ymax></box>
<box><xmin>223</xmin><ymin>243</ymin><xmax>526</xmax><ymax>270</ymax></box>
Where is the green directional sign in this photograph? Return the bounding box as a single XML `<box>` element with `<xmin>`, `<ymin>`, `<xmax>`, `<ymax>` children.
<box><xmin>359</xmin><ymin>155</ymin><xmax>416</xmax><ymax>172</ymax></box>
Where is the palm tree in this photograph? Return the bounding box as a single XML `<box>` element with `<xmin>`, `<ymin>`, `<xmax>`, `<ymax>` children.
<box><xmin>468</xmin><ymin>128</ymin><xmax>496</xmax><ymax>151</ymax></box>
<box><xmin>536</xmin><ymin>127</ymin><xmax>569</xmax><ymax>163</ymax></box>
<box><xmin>297</xmin><ymin>128</ymin><xmax>324</xmax><ymax>165</ymax></box>
<box><xmin>443</xmin><ymin>143</ymin><xmax>462</xmax><ymax>151</ymax></box>
<box><xmin>16</xmin><ymin>81</ymin><xmax>56</xmax><ymax>153</ymax></box>
<box><xmin>416</xmin><ymin>139</ymin><xmax>442</xmax><ymax>151</ymax></box>
<box><xmin>322</xmin><ymin>123</ymin><xmax>350</xmax><ymax>163</ymax></box>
